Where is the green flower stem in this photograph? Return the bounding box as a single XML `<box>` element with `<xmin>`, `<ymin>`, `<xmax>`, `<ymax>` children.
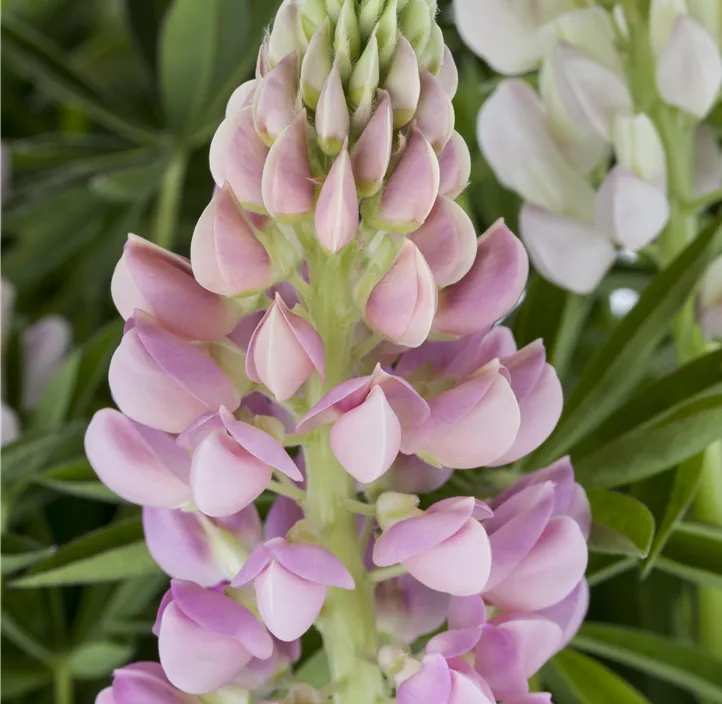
<box><xmin>368</xmin><ymin>565</ymin><xmax>408</xmax><ymax>584</ymax></box>
<box><xmin>343</xmin><ymin>498</ymin><xmax>378</xmax><ymax>516</ymax></box>
<box><xmin>302</xmin><ymin>245</ymin><xmax>387</xmax><ymax>704</ymax></box>
<box><xmin>653</xmin><ymin>102</ymin><xmax>722</xmax><ymax>659</ymax></box>
<box><xmin>53</xmin><ymin>661</ymin><xmax>73</xmax><ymax>704</ymax></box>
<box><xmin>266</xmin><ymin>479</ymin><xmax>306</xmax><ymax>503</ymax></box>
<box><xmin>152</xmin><ymin>150</ymin><xmax>188</xmax><ymax>250</ymax></box>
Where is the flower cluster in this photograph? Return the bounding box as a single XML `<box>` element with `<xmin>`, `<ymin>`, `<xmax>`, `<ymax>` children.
<box><xmin>456</xmin><ymin>0</ymin><xmax>722</xmax><ymax>294</ymax></box>
<box><xmin>87</xmin><ymin>0</ymin><xmax>591</xmax><ymax>701</ymax></box>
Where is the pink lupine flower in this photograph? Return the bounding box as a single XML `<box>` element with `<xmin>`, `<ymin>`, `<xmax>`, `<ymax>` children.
<box><xmin>314</xmin><ymin>144</ymin><xmax>359</xmax><ymax>253</ymax></box>
<box><xmin>375</xmin><ymin>126</ymin><xmax>440</xmax><ymax>234</ymax></box>
<box><xmin>253</xmin><ymin>52</ymin><xmax>299</xmax><ymax>144</ymax></box>
<box><xmin>232</xmin><ymin>537</ymin><xmax>354</xmax><ymax>641</ymax></box>
<box><xmin>384</xmin><ymin>36</ymin><xmax>421</xmax><ymax>128</ymax></box>
<box><xmin>234</xmin><ymin>637</ymin><xmax>301</xmax><ymax>691</ymax></box>
<box><xmin>143</xmin><ymin>504</ymin><xmax>262</xmax><ymax>587</ymax></box>
<box><xmin>365</xmin><ymin>240</ymin><xmax>438</xmax><ymax>348</ymax></box>
<box><xmin>108</xmin><ymin>312</ymin><xmax>240</xmax><ymax>433</ymax></box>
<box><xmin>438</xmin><ymin>45</ymin><xmax>459</xmax><ymax>99</ymax></box>
<box><xmin>187</xmin><ymin>406</ymin><xmax>302</xmax><ymax>517</ymax></box>
<box><xmin>155</xmin><ymin>580</ymin><xmax>273</xmax><ymax>694</ymax></box>
<box><xmin>96</xmin><ymin>662</ymin><xmax>199</xmax><ymax>704</ymax></box>
<box><xmin>209</xmin><ymin>106</ymin><xmax>269</xmax><ymax>213</ymax></box>
<box><xmin>225</xmin><ymin>79</ymin><xmax>256</xmax><ymax>118</ymax></box>
<box><xmin>351</xmin><ymin>89</ymin><xmax>393</xmax><ymax>197</ymax></box>
<box><xmin>111</xmin><ymin>234</ymin><xmax>239</xmax><ymax>341</ymax></box>
<box><xmin>315</xmin><ymin>60</ymin><xmax>350</xmax><ymax>155</ymax></box>
<box><xmin>416</xmin><ymin>68</ymin><xmax>455</xmax><ymax>153</ymax></box>
<box><xmin>376</xmin><ymin>573</ymin><xmax>450</xmax><ymax>643</ymax></box>
<box><xmin>264</xmin><ymin>495</ymin><xmax>305</xmax><ymax>540</ymax></box>
<box><xmin>261</xmin><ymin>111</ymin><xmax>315</xmax><ymax>221</ymax></box>
<box><xmin>191</xmin><ymin>183</ymin><xmax>273</xmax><ymax>296</ymax></box>
<box><xmin>85</xmin><ymin>408</ymin><xmax>191</xmax><ymax>508</ymax></box>
<box><xmin>434</xmin><ymin>220</ymin><xmax>528</xmax><ymax>336</ymax></box>
<box><xmin>482</xmin><ymin>463</ymin><xmax>590</xmax><ymax>611</ymax></box>
<box><xmin>297</xmin><ymin>364</ymin><xmax>430</xmax><ymax>483</ymax></box>
<box><xmin>438</xmin><ymin>131</ymin><xmax>471</xmax><ymax>199</ymax></box>
<box><xmin>246</xmin><ymin>293</ymin><xmax>325</xmax><ymax>401</ymax></box>
<box><xmin>383</xmin><ymin>454</ymin><xmax>453</xmax><ymax>495</ymax></box>
<box><xmin>409</xmin><ymin>196</ymin><xmax>477</xmax><ymax>287</ymax></box>
<box><xmin>373</xmin><ymin>496</ymin><xmax>493</xmax><ymax>596</ymax></box>
<box><xmin>537</xmin><ymin>578</ymin><xmax>590</xmax><ymax>647</ymax></box>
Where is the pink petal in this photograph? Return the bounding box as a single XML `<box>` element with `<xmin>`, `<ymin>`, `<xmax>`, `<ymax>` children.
<box><xmin>255</xmin><ymin>561</ymin><xmax>328</xmax><ymax>641</ymax></box>
<box><xmin>449</xmin><ymin>669</ymin><xmax>494</xmax><ymax>704</ymax></box>
<box><xmin>252</xmin><ymin>52</ymin><xmax>298</xmax><ymax>143</ymax></box>
<box><xmin>568</xmin><ymin>483</ymin><xmax>592</xmax><ymax>539</ymax></box>
<box><xmin>330</xmin><ymin>386</ymin><xmax>402</xmax><ymax>483</ymax></box>
<box><xmin>231</xmin><ymin>543</ymin><xmax>273</xmax><ymax>587</ymax></box>
<box><xmin>427</xmin><ymin>627</ymin><xmax>483</xmax><ymax>658</ymax></box>
<box><xmin>386</xmin><ymin>455</ymin><xmax>452</xmax><ymax>494</ymax></box>
<box><xmin>474</xmin><ymin>624</ymin><xmax>528</xmax><ymax>701</ymax></box>
<box><xmin>397</xmin><ymin>654</ymin><xmax>452</xmax><ymax>704</ymax></box>
<box><xmin>112</xmin><ymin>662</ymin><xmax>183</xmax><ymax>704</ymax></box>
<box><xmin>21</xmin><ymin>315</ymin><xmax>71</xmax><ymax>410</ymax></box>
<box><xmin>448</xmin><ymin>594</ymin><xmax>486</xmax><ymax>630</ymax></box>
<box><xmin>416</xmin><ymin>68</ymin><xmax>455</xmax><ymax>152</ymax></box>
<box><xmin>403</xmin><ymin>519</ymin><xmax>492</xmax><ymax>596</ymax></box>
<box><xmin>351</xmin><ymin>89</ymin><xmax>393</xmax><ymax>197</ymax></box>
<box><xmin>492</xmin><ymin>458</ymin><xmax>575</xmax><ymax>515</ymax></box>
<box><xmin>536</xmin><ymin>579</ymin><xmax>589</xmax><ymax>647</ymax></box>
<box><xmin>491</xmin><ymin>613</ymin><xmax>563</xmax><ymax>677</ymax></box>
<box><xmin>315</xmin><ymin>145</ymin><xmax>359</xmax><ymax>253</ymax></box>
<box><xmin>85</xmin><ymin>409</ymin><xmax>191</xmax><ymax>507</ymax></box>
<box><xmin>438</xmin><ymin>131</ymin><xmax>471</xmax><ymax>199</ymax></box>
<box><xmin>267</xmin><ymin>539</ymin><xmax>354</xmax><ymax>588</ymax></box>
<box><xmin>296</xmin><ymin>375</ymin><xmax>374</xmax><ymax>434</ymax></box>
<box><xmin>265</xmin><ymin>496</ymin><xmax>304</xmax><ymax>540</ymax></box>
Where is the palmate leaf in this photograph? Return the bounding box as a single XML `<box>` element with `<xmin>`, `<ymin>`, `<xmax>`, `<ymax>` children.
<box><xmin>573</xmin><ymin>624</ymin><xmax>722</xmax><ymax>703</ymax></box>
<box><xmin>527</xmin><ymin>218</ymin><xmax>722</xmax><ymax>468</ymax></box>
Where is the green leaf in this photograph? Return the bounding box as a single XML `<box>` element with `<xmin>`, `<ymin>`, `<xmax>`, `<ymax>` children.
<box><xmin>124</xmin><ymin>0</ymin><xmax>172</xmax><ymax>71</ymax></box>
<box><xmin>655</xmin><ymin>522</ymin><xmax>722</xmax><ymax>589</ymax></box>
<box><xmin>1</xmin><ymin>535</ymin><xmax>56</xmax><ymax>576</ymax></box>
<box><xmin>587</xmin><ymin>490</ymin><xmax>655</xmax><ymax>557</ymax></box>
<box><xmin>1</xmin><ymin>420</ymin><xmax>86</xmax><ymax>485</ymax></box>
<box><xmin>66</xmin><ymin>641</ymin><xmax>133</xmax><ymax>679</ymax></box>
<box><xmin>574</xmin><ymin>395</ymin><xmax>722</xmax><ymax>488</ymax></box>
<box><xmin>159</xmin><ymin>0</ymin><xmax>219</xmax><ymax>131</ymax></box>
<box><xmin>11</xmin><ymin>518</ymin><xmax>161</xmax><ymax>588</ymax></box>
<box><xmin>573</xmin><ymin>623</ymin><xmax>722</xmax><ymax>702</ymax></box>
<box><xmin>1</xmin><ymin>611</ymin><xmax>54</xmax><ymax>663</ymax></box>
<box><xmin>31</xmin><ymin>352</ymin><xmax>81</xmax><ymax>431</ymax></box>
<box><xmin>0</xmin><ymin>664</ymin><xmax>52</xmax><ymax>700</ymax></box>
<box><xmin>36</xmin><ymin>459</ymin><xmax>119</xmax><ymax>502</ymax></box>
<box><xmin>1</xmin><ymin>17</ymin><xmax>158</xmax><ymax>143</ymax></box>
<box><xmin>547</xmin><ymin>649</ymin><xmax>651</xmax><ymax>704</ymax></box>
<box><xmin>90</xmin><ymin>160</ymin><xmax>167</xmax><ymax>202</ymax></box>
<box><xmin>530</xmin><ymin>218</ymin><xmax>722</xmax><ymax>467</ymax></box>
<box><xmin>641</xmin><ymin>452</ymin><xmax>706</xmax><ymax>577</ymax></box>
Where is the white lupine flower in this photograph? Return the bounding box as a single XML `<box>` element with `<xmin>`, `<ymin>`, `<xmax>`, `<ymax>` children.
<box><xmin>612</xmin><ymin>113</ymin><xmax>667</xmax><ymax>190</ymax></box>
<box><xmin>649</xmin><ymin>0</ymin><xmax>689</xmax><ymax>56</ymax></box>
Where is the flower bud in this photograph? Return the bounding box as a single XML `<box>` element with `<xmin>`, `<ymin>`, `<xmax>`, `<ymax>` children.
<box><xmin>261</xmin><ymin>111</ymin><xmax>315</xmax><ymax>221</ymax></box>
<box><xmin>409</xmin><ymin>196</ymin><xmax>476</xmax><ymax>287</ymax></box>
<box><xmin>376</xmin><ymin>0</ymin><xmax>400</xmax><ymax>67</ymax></box>
<box><xmin>268</xmin><ymin>1</ymin><xmax>300</xmax><ymax>67</ymax></box>
<box><xmin>100</xmin><ymin>662</ymin><xmax>194</xmax><ymax>704</ymax></box>
<box><xmin>376</xmin><ymin>491</ymin><xmax>422</xmax><ymax>529</ymax></box>
<box><xmin>399</xmin><ymin>0</ymin><xmax>431</xmax><ymax>56</ymax></box>
<box><xmin>301</xmin><ymin>20</ymin><xmax>332</xmax><ymax>110</ymax></box>
<box><xmin>421</xmin><ymin>22</ymin><xmax>445</xmax><ymax>74</ymax></box>
<box><xmin>232</xmin><ymin>537</ymin><xmax>354</xmax><ymax>641</ymax></box>
<box><xmin>699</xmin><ymin>255</ymin><xmax>722</xmax><ymax>340</ymax></box>
<box><xmin>438</xmin><ymin>131</ymin><xmax>471</xmax><ymax>198</ymax></box>
<box><xmin>552</xmin><ymin>42</ymin><xmax>632</xmax><ymax>140</ymax></box>
<box><xmin>256</xmin><ymin>35</ymin><xmax>271</xmax><ymax>78</ymax></box>
<box><xmin>438</xmin><ymin>44</ymin><xmax>459</xmax><ymax>99</ymax></box>
<box><xmin>300</xmin><ymin>0</ymin><xmax>327</xmax><ymax>41</ymax></box>
<box><xmin>285</xmin><ymin>684</ymin><xmax>323</xmax><ymax>704</ymax></box>
<box><xmin>373</xmin><ymin>496</ymin><xmax>493</xmax><ymax>595</ymax></box>
<box><xmin>85</xmin><ymin>409</ymin><xmax>191</xmax><ymax>508</ymax></box>
<box><xmin>315</xmin><ymin>59</ymin><xmax>350</xmax><ymax>155</ymax></box>
<box><xmin>253</xmin><ymin>52</ymin><xmax>299</xmax><ymax>145</ymax></box>
<box><xmin>595</xmin><ymin>165</ymin><xmax>670</xmax><ymax>251</ymax></box>
<box><xmin>246</xmin><ymin>293</ymin><xmax>325</xmax><ymax>400</ymax></box>
<box><xmin>325</xmin><ymin>0</ymin><xmax>342</xmax><ymax>22</ymax></box>
<box><xmin>191</xmin><ymin>184</ymin><xmax>273</xmax><ymax>296</ymax></box>
<box><xmin>434</xmin><ymin>220</ymin><xmax>528</xmax><ymax>336</ymax></box>
<box><xmin>520</xmin><ymin>204</ymin><xmax>615</xmax><ymax>295</ymax></box>
<box><xmin>416</xmin><ymin>68</ymin><xmax>455</xmax><ymax>152</ymax></box>
<box><xmin>656</xmin><ymin>15</ymin><xmax>722</xmax><ymax>118</ymax></box>
<box><xmin>157</xmin><ymin>580</ymin><xmax>273</xmax><ymax>694</ymax></box>
<box><xmin>225</xmin><ymin>79</ymin><xmax>257</xmax><ymax>119</ymax></box>
<box><xmin>334</xmin><ymin>0</ymin><xmax>361</xmax><ymax>80</ymax></box>
<box><xmin>384</xmin><ymin>35</ymin><xmax>421</xmax><ymax>128</ymax></box>
<box><xmin>111</xmin><ymin>234</ymin><xmax>239</xmax><ymax>342</ymax></box>
<box><xmin>372</xmin><ymin>126</ymin><xmax>440</xmax><ymax>233</ymax></box>
<box><xmin>349</xmin><ymin>32</ymin><xmax>381</xmax><ymax>128</ymax></box>
<box><xmin>210</xmin><ymin>106</ymin><xmax>269</xmax><ymax>213</ymax></box>
<box><xmin>365</xmin><ymin>240</ymin><xmax>438</xmax><ymax>348</ymax></box>
<box><xmin>650</xmin><ymin>0</ymin><xmax>689</xmax><ymax>56</ymax></box>
<box><xmin>359</xmin><ymin>0</ymin><xmax>385</xmax><ymax>39</ymax></box>
<box><xmin>108</xmin><ymin>312</ymin><xmax>241</xmax><ymax>433</ymax></box>
<box><xmin>612</xmin><ymin>113</ymin><xmax>666</xmax><ymax>188</ymax></box>
<box><xmin>315</xmin><ymin>145</ymin><xmax>359</xmax><ymax>253</ymax></box>
<box><xmin>351</xmin><ymin>90</ymin><xmax>393</xmax><ymax>197</ymax></box>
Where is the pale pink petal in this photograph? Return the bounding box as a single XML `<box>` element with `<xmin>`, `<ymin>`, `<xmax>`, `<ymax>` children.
<box><xmin>438</xmin><ymin>131</ymin><xmax>471</xmax><ymax>199</ymax></box>
<box><xmin>396</xmin><ymin>653</ymin><xmax>451</xmax><ymax>704</ymax></box>
<box><xmin>21</xmin><ymin>315</ymin><xmax>71</xmax><ymax>410</ymax></box>
<box><xmin>491</xmin><ymin>613</ymin><xmax>563</xmax><ymax>677</ymax></box>
<box><xmin>536</xmin><ymin>578</ymin><xmax>589</xmax><ymax>647</ymax></box>
<box><xmin>268</xmin><ymin>539</ymin><xmax>354</xmax><ymax>588</ymax></box>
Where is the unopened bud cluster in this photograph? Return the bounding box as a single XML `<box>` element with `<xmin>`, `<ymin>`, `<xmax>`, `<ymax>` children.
<box><xmin>88</xmin><ymin>1</ymin><xmax>591</xmax><ymax>702</ymax></box>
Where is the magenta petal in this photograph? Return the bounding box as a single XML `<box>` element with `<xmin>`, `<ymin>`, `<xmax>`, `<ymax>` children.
<box><xmin>434</xmin><ymin>220</ymin><xmax>529</xmax><ymax>336</ymax></box>
<box><xmin>171</xmin><ymin>580</ymin><xmax>273</xmax><ymax>659</ymax></box>
<box><xmin>536</xmin><ymin>579</ymin><xmax>589</xmax><ymax>647</ymax></box>
<box><xmin>143</xmin><ymin>507</ymin><xmax>225</xmax><ymax>587</ymax></box>
<box><xmin>397</xmin><ymin>654</ymin><xmax>452</xmax><ymax>704</ymax></box>
<box><xmin>85</xmin><ymin>409</ymin><xmax>191</xmax><ymax>508</ymax></box>
<box><xmin>492</xmin><ymin>458</ymin><xmax>575</xmax><ymax>515</ymax></box>
<box><xmin>220</xmin><ymin>407</ymin><xmax>302</xmax><ymax>480</ymax></box>
<box><xmin>176</xmin><ymin>411</ymin><xmax>224</xmax><ymax>452</ymax></box>
<box><xmin>153</xmin><ymin>589</ymin><xmax>173</xmax><ymax>637</ymax></box>
<box><xmin>448</xmin><ymin>595</ymin><xmax>486</xmax><ymax>630</ymax></box>
<box><xmin>191</xmin><ymin>430</ymin><xmax>272</xmax><ymax>517</ymax></box>
<box><xmin>330</xmin><ymin>386</ymin><xmax>402</xmax><ymax>483</ymax></box>
<box><xmin>441</xmin><ymin>327</ymin><xmax>517</xmax><ymax>382</ymax></box>
<box><xmin>112</xmin><ymin>662</ymin><xmax>183</xmax><ymax>704</ymax></box>
<box><xmin>296</xmin><ymin>375</ymin><xmax>373</xmax><ymax>433</ymax></box>
<box><xmin>371</xmin><ymin>365</ymin><xmax>431</xmax><ymax>427</ymax></box>
<box><xmin>403</xmin><ymin>519</ymin><xmax>492</xmax><ymax>596</ymax></box>
<box><xmin>96</xmin><ymin>688</ymin><xmax>115</xmax><ymax>704</ymax></box>
<box><xmin>491</xmin><ymin>613</ymin><xmax>563</xmax><ymax>678</ymax></box>
<box><xmin>474</xmin><ymin>624</ymin><xmax>528</xmax><ymax>701</ymax></box>
<box><xmin>427</xmin><ymin>627</ymin><xmax>483</xmax><ymax>658</ymax></box>
<box><xmin>231</xmin><ymin>543</ymin><xmax>273</xmax><ymax>587</ymax></box>
<box><xmin>268</xmin><ymin>539</ymin><xmax>354</xmax><ymax>588</ymax></box>
<box><xmin>255</xmin><ymin>561</ymin><xmax>328</xmax><ymax>641</ymax></box>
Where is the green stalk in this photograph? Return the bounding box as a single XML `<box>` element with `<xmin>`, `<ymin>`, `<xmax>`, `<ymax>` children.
<box><xmin>53</xmin><ymin>662</ymin><xmax>73</xmax><ymax>704</ymax></box>
<box><xmin>152</xmin><ymin>150</ymin><xmax>188</xmax><ymax>250</ymax></box>
<box><xmin>302</xmin><ymin>246</ymin><xmax>387</xmax><ymax>703</ymax></box>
